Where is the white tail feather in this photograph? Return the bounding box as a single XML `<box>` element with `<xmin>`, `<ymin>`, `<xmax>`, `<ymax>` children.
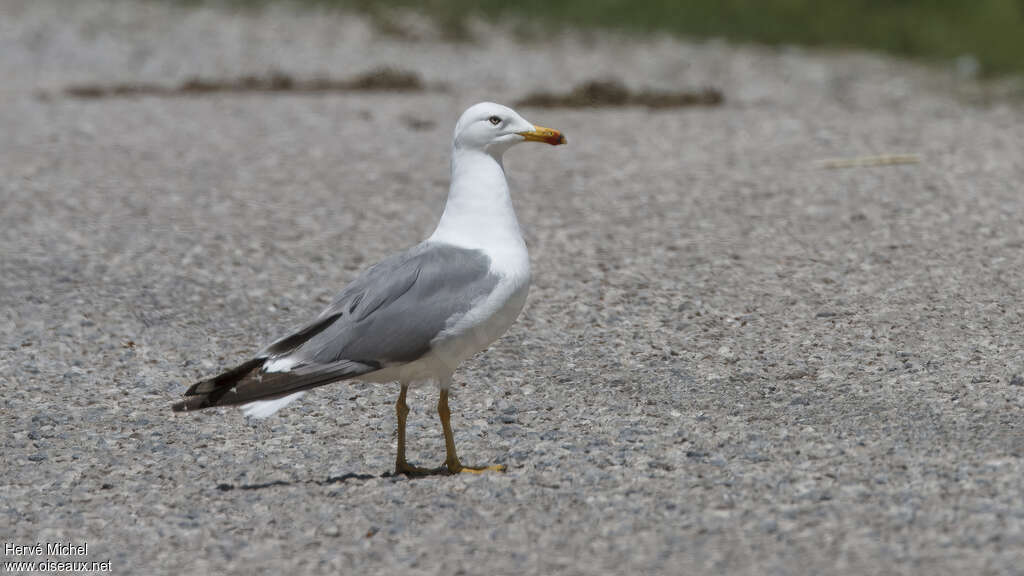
<box><xmin>241</xmin><ymin>391</ymin><xmax>306</xmax><ymax>419</ymax></box>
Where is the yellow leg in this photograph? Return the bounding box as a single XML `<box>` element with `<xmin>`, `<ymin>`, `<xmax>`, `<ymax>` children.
<box><xmin>394</xmin><ymin>384</ymin><xmax>434</xmax><ymax>476</ymax></box>
<box><xmin>438</xmin><ymin>388</ymin><xmax>506</xmax><ymax>474</ymax></box>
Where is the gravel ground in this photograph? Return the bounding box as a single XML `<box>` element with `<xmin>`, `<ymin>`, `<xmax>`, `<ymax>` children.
<box><xmin>4</xmin><ymin>1</ymin><xmax>1024</xmax><ymax>574</ymax></box>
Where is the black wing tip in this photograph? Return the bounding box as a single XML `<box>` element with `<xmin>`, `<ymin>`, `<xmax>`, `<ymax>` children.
<box><xmin>172</xmin><ymin>380</ymin><xmax>218</xmax><ymax>413</ymax></box>
<box><xmin>171</xmin><ymin>357</ymin><xmax>268</xmax><ymax>413</ymax></box>
<box><xmin>171</xmin><ymin>394</ymin><xmax>212</xmax><ymax>413</ymax></box>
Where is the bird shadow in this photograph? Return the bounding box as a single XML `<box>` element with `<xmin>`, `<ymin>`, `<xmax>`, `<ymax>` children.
<box><xmin>213</xmin><ymin>468</ymin><xmax>455</xmax><ymax>491</ymax></box>
<box><xmin>214</xmin><ymin>472</ymin><xmax>379</xmax><ymax>492</ymax></box>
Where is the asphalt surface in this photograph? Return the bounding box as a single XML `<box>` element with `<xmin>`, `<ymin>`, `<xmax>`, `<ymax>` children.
<box><xmin>3</xmin><ymin>1</ymin><xmax>1024</xmax><ymax>574</ymax></box>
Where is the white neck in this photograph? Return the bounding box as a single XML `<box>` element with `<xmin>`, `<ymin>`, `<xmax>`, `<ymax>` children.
<box><xmin>428</xmin><ymin>149</ymin><xmax>526</xmax><ymax>258</ymax></box>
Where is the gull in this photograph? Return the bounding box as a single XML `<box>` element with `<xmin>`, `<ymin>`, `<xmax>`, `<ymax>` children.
<box><xmin>172</xmin><ymin>102</ymin><xmax>566</xmax><ymax>475</ymax></box>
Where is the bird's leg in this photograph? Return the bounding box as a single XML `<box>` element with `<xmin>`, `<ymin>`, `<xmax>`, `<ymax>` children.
<box><xmin>394</xmin><ymin>384</ymin><xmax>433</xmax><ymax>476</ymax></box>
<box><xmin>438</xmin><ymin>388</ymin><xmax>506</xmax><ymax>474</ymax></box>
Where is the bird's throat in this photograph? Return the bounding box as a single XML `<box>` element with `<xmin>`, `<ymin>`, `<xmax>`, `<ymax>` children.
<box><xmin>429</xmin><ymin>150</ymin><xmax>524</xmax><ymax>253</ymax></box>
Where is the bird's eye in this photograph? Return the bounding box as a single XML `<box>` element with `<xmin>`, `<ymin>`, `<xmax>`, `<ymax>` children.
<box><xmin>488</xmin><ymin>116</ymin><xmax>501</xmax><ymax>125</ymax></box>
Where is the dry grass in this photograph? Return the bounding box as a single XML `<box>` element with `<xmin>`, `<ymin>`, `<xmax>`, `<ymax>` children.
<box><xmin>516</xmin><ymin>79</ymin><xmax>723</xmax><ymax>109</ymax></box>
<box><xmin>55</xmin><ymin>67</ymin><xmax>432</xmax><ymax>99</ymax></box>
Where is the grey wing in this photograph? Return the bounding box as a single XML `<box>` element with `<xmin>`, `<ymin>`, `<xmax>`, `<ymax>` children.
<box><xmin>172</xmin><ymin>242</ymin><xmax>500</xmax><ymax>413</ymax></box>
<box><xmin>260</xmin><ymin>242</ymin><xmax>500</xmax><ymax>369</ymax></box>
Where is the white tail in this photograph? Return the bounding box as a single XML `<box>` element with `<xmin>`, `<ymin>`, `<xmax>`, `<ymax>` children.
<box><xmin>241</xmin><ymin>392</ymin><xmax>306</xmax><ymax>419</ymax></box>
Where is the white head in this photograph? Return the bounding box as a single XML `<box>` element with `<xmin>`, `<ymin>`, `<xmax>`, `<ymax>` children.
<box><xmin>453</xmin><ymin>102</ymin><xmax>567</xmax><ymax>157</ymax></box>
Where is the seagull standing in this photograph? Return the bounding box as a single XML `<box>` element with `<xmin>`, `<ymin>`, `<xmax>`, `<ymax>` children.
<box><xmin>172</xmin><ymin>102</ymin><xmax>566</xmax><ymax>475</ymax></box>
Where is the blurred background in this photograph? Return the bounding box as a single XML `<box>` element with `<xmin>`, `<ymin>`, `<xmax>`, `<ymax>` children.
<box><xmin>209</xmin><ymin>0</ymin><xmax>1024</xmax><ymax>77</ymax></box>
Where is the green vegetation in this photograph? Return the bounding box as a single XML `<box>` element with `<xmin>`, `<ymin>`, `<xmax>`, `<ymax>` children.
<box><xmin>210</xmin><ymin>0</ymin><xmax>1024</xmax><ymax>76</ymax></box>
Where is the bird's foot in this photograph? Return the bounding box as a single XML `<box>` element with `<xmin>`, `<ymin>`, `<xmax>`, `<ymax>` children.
<box><xmin>445</xmin><ymin>460</ymin><xmax>507</xmax><ymax>474</ymax></box>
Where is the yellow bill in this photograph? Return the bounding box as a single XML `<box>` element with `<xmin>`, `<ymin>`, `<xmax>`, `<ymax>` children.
<box><xmin>518</xmin><ymin>125</ymin><xmax>567</xmax><ymax>146</ymax></box>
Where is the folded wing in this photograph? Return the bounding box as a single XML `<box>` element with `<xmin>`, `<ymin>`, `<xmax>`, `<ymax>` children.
<box><xmin>172</xmin><ymin>242</ymin><xmax>499</xmax><ymax>413</ymax></box>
